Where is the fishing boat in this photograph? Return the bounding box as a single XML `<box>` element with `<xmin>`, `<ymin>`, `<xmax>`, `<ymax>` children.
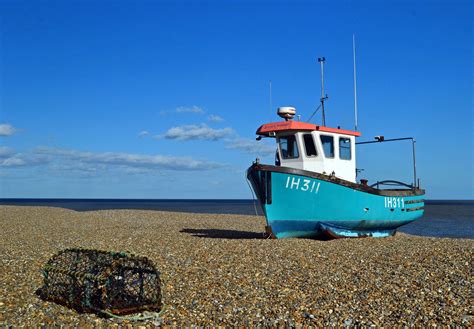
<box><xmin>247</xmin><ymin>55</ymin><xmax>425</xmax><ymax>239</ymax></box>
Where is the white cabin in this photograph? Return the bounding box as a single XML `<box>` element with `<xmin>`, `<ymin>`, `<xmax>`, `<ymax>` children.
<box><xmin>256</xmin><ymin>111</ymin><xmax>360</xmax><ymax>183</ymax></box>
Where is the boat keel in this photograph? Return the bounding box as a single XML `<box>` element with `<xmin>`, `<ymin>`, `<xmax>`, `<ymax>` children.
<box><xmin>319</xmin><ymin>222</ymin><xmax>396</xmax><ymax>239</ymax></box>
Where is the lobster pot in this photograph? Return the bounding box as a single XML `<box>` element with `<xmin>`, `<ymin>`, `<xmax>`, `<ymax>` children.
<box><xmin>37</xmin><ymin>248</ymin><xmax>162</xmax><ymax>315</ymax></box>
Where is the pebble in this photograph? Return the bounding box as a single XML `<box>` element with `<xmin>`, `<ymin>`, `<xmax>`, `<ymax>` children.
<box><xmin>0</xmin><ymin>206</ymin><xmax>472</xmax><ymax>326</ymax></box>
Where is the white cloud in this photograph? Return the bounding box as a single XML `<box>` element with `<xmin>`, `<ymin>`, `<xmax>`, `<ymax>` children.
<box><xmin>0</xmin><ymin>124</ymin><xmax>17</xmax><ymax>136</ymax></box>
<box><xmin>123</xmin><ymin>167</ymin><xmax>155</xmax><ymax>175</ymax></box>
<box><xmin>46</xmin><ymin>162</ymin><xmax>104</xmax><ymax>177</ymax></box>
<box><xmin>175</xmin><ymin>105</ymin><xmax>204</xmax><ymax>114</ymax></box>
<box><xmin>1</xmin><ymin>146</ymin><xmax>224</xmax><ymax>173</ymax></box>
<box><xmin>1</xmin><ymin>157</ymin><xmax>27</xmax><ymax>167</ymax></box>
<box><xmin>208</xmin><ymin>114</ymin><xmax>224</xmax><ymax>122</ymax></box>
<box><xmin>225</xmin><ymin>138</ymin><xmax>276</xmax><ymax>156</ymax></box>
<box><xmin>160</xmin><ymin>105</ymin><xmax>206</xmax><ymax>116</ymax></box>
<box><xmin>35</xmin><ymin>147</ymin><xmax>223</xmax><ymax>171</ymax></box>
<box><xmin>0</xmin><ymin>146</ymin><xmax>14</xmax><ymax>158</ymax></box>
<box><xmin>0</xmin><ymin>147</ymin><xmax>47</xmax><ymax>167</ymax></box>
<box><xmin>162</xmin><ymin>124</ymin><xmax>234</xmax><ymax>141</ymax></box>
<box><xmin>138</xmin><ymin>130</ymin><xmax>150</xmax><ymax>138</ymax></box>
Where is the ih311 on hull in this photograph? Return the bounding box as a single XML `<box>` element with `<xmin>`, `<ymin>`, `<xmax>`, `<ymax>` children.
<box><xmin>248</xmin><ymin>162</ymin><xmax>424</xmax><ymax>239</ymax></box>
<box><xmin>247</xmin><ymin>56</ymin><xmax>425</xmax><ymax>239</ymax></box>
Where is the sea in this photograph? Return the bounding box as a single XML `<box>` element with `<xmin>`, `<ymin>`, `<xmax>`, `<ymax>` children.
<box><xmin>0</xmin><ymin>199</ymin><xmax>472</xmax><ymax>239</ymax></box>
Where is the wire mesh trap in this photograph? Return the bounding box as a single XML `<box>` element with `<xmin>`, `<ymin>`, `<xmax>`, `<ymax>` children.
<box><xmin>36</xmin><ymin>248</ymin><xmax>162</xmax><ymax>316</ymax></box>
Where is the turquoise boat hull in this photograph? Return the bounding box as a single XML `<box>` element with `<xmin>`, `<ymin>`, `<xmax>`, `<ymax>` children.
<box><xmin>247</xmin><ymin>164</ymin><xmax>425</xmax><ymax>239</ymax></box>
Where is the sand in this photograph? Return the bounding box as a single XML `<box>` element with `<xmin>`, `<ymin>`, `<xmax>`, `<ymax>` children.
<box><xmin>0</xmin><ymin>206</ymin><xmax>472</xmax><ymax>327</ymax></box>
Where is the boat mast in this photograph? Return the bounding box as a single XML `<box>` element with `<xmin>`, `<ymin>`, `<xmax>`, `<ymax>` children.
<box><xmin>318</xmin><ymin>57</ymin><xmax>328</xmax><ymax>126</ymax></box>
<box><xmin>352</xmin><ymin>34</ymin><xmax>358</xmax><ymax>131</ymax></box>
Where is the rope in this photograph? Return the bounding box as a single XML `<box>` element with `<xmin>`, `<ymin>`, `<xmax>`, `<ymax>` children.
<box><xmin>245</xmin><ymin>172</ymin><xmax>259</xmax><ymax>217</ymax></box>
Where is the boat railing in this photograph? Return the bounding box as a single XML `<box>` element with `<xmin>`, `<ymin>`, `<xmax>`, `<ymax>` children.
<box><xmin>370</xmin><ymin>180</ymin><xmax>415</xmax><ymax>190</ymax></box>
<box><xmin>356</xmin><ymin>136</ymin><xmax>419</xmax><ymax>189</ymax></box>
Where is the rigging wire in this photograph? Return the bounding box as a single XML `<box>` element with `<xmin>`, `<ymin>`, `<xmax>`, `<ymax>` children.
<box><xmin>306</xmin><ymin>104</ymin><xmax>322</xmax><ymax>123</ymax></box>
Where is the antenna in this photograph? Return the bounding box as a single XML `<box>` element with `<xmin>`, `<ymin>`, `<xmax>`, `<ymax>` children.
<box><xmin>269</xmin><ymin>80</ymin><xmax>272</xmax><ymax>115</ymax></box>
<box><xmin>318</xmin><ymin>57</ymin><xmax>328</xmax><ymax>126</ymax></box>
<box><xmin>353</xmin><ymin>34</ymin><xmax>358</xmax><ymax>131</ymax></box>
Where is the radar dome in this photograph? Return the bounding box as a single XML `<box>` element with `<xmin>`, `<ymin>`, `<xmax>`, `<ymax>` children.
<box><xmin>277</xmin><ymin>107</ymin><xmax>296</xmax><ymax>120</ymax></box>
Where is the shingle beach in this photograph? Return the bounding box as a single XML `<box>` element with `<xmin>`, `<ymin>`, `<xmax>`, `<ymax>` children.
<box><xmin>0</xmin><ymin>206</ymin><xmax>472</xmax><ymax>327</ymax></box>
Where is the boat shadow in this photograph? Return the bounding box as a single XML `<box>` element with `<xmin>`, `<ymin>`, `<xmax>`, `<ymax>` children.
<box><xmin>180</xmin><ymin>228</ymin><xmax>264</xmax><ymax>239</ymax></box>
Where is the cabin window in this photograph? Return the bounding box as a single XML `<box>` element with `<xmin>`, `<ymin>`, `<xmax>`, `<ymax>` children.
<box><xmin>339</xmin><ymin>137</ymin><xmax>352</xmax><ymax>160</ymax></box>
<box><xmin>279</xmin><ymin>135</ymin><xmax>299</xmax><ymax>159</ymax></box>
<box><xmin>303</xmin><ymin>134</ymin><xmax>317</xmax><ymax>157</ymax></box>
<box><xmin>320</xmin><ymin>135</ymin><xmax>334</xmax><ymax>158</ymax></box>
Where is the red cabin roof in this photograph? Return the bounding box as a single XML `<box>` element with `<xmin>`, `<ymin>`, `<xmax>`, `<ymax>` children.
<box><xmin>256</xmin><ymin>121</ymin><xmax>361</xmax><ymax>137</ymax></box>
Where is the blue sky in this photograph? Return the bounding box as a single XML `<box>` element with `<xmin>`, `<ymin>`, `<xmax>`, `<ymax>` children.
<box><xmin>0</xmin><ymin>0</ymin><xmax>472</xmax><ymax>199</ymax></box>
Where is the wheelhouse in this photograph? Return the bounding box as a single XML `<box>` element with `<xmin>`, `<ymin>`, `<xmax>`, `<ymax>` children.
<box><xmin>256</xmin><ymin>120</ymin><xmax>361</xmax><ymax>183</ymax></box>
